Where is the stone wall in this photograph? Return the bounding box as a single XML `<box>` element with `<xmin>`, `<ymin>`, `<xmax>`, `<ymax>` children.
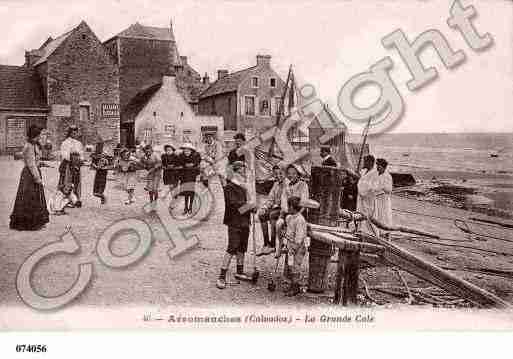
<box><xmin>45</xmin><ymin>21</ymin><xmax>120</xmax><ymax>148</ymax></box>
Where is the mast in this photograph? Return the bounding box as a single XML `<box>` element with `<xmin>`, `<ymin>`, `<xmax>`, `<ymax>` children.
<box><xmin>268</xmin><ymin>65</ymin><xmax>293</xmax><ymax>158</ymax></box>
<box><xmin>356</xmin><ymin>117</ymin><xmax>372</xmax><ymax>173</ymax></box>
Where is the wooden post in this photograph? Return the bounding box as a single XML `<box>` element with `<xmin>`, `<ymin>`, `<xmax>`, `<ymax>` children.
<box><xmin>342</xmin><ymin>249</ymin><xmax>360</xmax><ymax>306</ymax></box>
<box><xmin>333</xmin><ymin>249</ymin><xmax>345</xmax><ymax>304</ymax></box>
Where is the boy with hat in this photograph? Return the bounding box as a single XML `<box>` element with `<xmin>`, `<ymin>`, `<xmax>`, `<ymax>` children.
<box><xmin>320</xmin><ymin>146</ymin><xmax>338</xmax><ymax>167</ymax></box>
<box><xmin>216</xmin><ymin>160</ymin><xmax>255</xmax><ymax>289</ymax></box>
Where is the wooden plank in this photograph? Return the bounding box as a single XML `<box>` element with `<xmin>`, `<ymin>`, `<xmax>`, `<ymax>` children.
<box><xmin>311</xmin><ymin>231</ymin><xmax>384</xmax><ymax>254</ymax></box>
<box><xmin>360</xmin><ymin>232</ymin><xmax>511</xmax><ymax>308</ymax></box>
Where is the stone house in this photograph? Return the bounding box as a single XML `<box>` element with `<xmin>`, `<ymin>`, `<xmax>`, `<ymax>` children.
<box><xmin>198</xmin><ymin>55</ymin><xmax>286</xmax><ymax>141</ymax></box>
<box><xmin>0</xmin><ymin>66</ymin><xmax>48</xmax><ymax>153</ymax></box>
<box><xmin>0</xmin><ymin>20</ymin><xmax>206</xmax><ymax>154</ymax></box>
<box><xmin>103</xmin><ymin>21</ymin><xmax>207</xmax><ymax>148</ymax></box>
<box><xmin>128</xmin><ymin>75</ymin><xmax>223</xmax><ymax>149</ymax></box>
<box><xmin>0</xmin><ymin>21</ymin><xmax>120</xmax><ymax>153</ymax></box>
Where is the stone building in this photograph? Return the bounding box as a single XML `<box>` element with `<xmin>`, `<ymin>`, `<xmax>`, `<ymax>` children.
<box><xmin>0</xmin><ymin>20</ymin><xmax>206</xmax><ymax>153</ymax></box>
<box><xmin>129</xmin><ymin>76</ymin><xmax>223</xmax><ymax>149</ymax></box>
<box><xmin>0</xmin><ymin>21</ymin><xmax>120</xmax><ymax>153</ymax></box>
<box><xmin>0</xmin><ymin>66</ymin><xmax>47</xmax><ymax>153</ymax></box>
<box><xmin>198</xmin><ymin>55</ymin><xmax>286</xmax><ymax>141</ymax></box>
<box><xmin>103</xmin><ymin>21</ymin><xmax>207</xmax><ymax>147</ymax></box>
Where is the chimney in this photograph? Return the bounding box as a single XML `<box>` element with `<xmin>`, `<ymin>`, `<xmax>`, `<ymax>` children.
<box><xmin>217</xmin><ymin>69</ymin><xmax>229</xmax><ymax>80</ymax></box>
<box><xmin>202</xmin><ymin>72</ymin><xmax>210</xmax><ymax>85</ymax></box>
<box><xmin>256</xmin><ymin>54</ymin><xmax>271</xmax><ymax>67</ymax></box>
<box><xmin>24</xmin><ymin>50</ymin><xmax>42</xmax><ymax>68</ymax></box>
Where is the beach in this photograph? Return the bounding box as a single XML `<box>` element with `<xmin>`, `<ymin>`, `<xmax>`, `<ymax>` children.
<box><xmin>1</xmin><ymin>155</ymin><xmax>513</xmax><ymax>317</ymax></box>
<box><xmin>364</xmin><ymin>133</ymin><xmax>513</xmax><ymax>219</ymax></box>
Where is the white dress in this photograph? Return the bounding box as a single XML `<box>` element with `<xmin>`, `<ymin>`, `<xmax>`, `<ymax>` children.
<box><xmin>357</xmin><ymin>168</ymin><xmax>378</xmax><ymax>217</ymax></box>
<box><xmin>356</xmin><ymin>168</ymin><xmax>378</xmax><ymax>234</ymax></box>
<box><xmin>374</xmin><ymin>171</ymin><xmax>393</xmax><ymax>228</ymax></box>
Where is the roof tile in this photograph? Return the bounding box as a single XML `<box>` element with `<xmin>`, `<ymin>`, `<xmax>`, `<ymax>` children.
<box><xmin>199</xmin><ymin>66</ymin><xmax>257</xmax><ymax>98</ymax></box>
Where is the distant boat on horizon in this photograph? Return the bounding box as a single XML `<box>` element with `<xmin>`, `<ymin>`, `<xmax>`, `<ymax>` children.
<box><xmin>464</xmin><ymin>148</ymin><xmax>473</xmax><ymax>151</ymax></box>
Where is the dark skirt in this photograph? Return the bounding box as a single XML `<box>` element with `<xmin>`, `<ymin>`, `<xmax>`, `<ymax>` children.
<box><xmin>163</xmin><ymin>169</ymin><xmax>179</xmax><ymax>186</ymax></box>
<box><xmin>58</xmin><ymin>160</ymin><xmax>81</xmax><ymax>198</ymax></box>
<box><xmin>93</xmin><ymin>170</ymin><xmax>108</xmax><ymax>195</ymax></box>
<box><xmin>10</xmin><ymin>167</ymin><xmax>49</xmax><ymax>231</ymax></box>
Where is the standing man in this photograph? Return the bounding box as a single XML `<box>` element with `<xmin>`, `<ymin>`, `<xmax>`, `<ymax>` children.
<box><xmin>320</xmin><ymin>146</ymin><xmax>337</xmax><ymax>167</ymax></box>
<box><xmin>374</xmin><ymin>158</ymin><xmax>393</xmax><ymax>229</ymax></box>
<box><xmin>256</xmin><ymin>165</ymin><xmax>286</xmax><ymax>256</ymax></box>
<box><xmin>200</xmin><ymin>133</ymin><xmax>223</xmax><ymax>188</ymax></box>
<box><xmin>59</xmin><ymin>125</ymin><xmax>84</xmax><ymax>208</ymax></box>
<box><xmin>228</xmin><ymin>133</ymin><xmax>246</xmax><ymax>164</ymax></box>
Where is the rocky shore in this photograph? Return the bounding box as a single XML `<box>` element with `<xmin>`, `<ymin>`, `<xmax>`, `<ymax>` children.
<box><xmin>394</xmin><ymin>170</ymin><xmax>513</xmax><ymax>220</ymax></box>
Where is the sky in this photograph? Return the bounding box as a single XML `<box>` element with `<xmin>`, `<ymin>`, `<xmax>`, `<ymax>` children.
<box><xmin>0</xmin><ymin>0</ymin><xmax>511</xmax><ymax>133</ymax></box>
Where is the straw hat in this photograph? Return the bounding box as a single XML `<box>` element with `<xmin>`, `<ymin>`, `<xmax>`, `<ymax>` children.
<box><xmin>286</xmin><ymin>163</ymin><xmax>303</xmax><ymax>175</ymax></box>
<box><xmin>180</xmin><ymin>143</ymin><xmax>196</xmax><ymax>151</ymax></box>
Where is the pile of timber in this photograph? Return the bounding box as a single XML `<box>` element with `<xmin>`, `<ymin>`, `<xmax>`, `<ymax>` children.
<box><xmin>307</xmin><ymin>220</ymin><xmax>511</xmax><ymax>309</ymax></box>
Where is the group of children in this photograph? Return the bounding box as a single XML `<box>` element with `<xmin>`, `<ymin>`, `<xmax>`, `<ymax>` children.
<box><xmin>48</xmin><ymin>139</ymin><xmax>205</xmax><ymax>213</ymax></box>
<box><xmin>217</xmin><ymin>160</ymin><xmax>309</xmax><ymax>297</ymax></box>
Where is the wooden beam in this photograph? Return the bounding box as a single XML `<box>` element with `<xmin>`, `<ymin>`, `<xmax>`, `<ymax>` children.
<box><xmin>310</xmin><ymin>231</ymin><xmax>384</xmax><ymax>254</ymax></box>
<box><xmin>360</xmin><ymin>232</ymin><xmax>511</xmax><ymax>308</ymax></box>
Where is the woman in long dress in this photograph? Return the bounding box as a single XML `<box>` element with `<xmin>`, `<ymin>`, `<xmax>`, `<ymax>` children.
<box><xmin>356</xmin><ymin>155</ymin><xmax>378</xmax><ymax>234</ymax></box>
<box><xmin>374</xmin><ymin>158</ymin><xmax>393</xmax><ymax>229</ymax></box>
<box><xmin>10</xmin><ymin>125</ymin><xmax>50</xmax><ymax>231</ymax></box>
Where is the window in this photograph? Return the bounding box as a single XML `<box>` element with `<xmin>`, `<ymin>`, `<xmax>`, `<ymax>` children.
<box><xmin>164</xmin><ymin>125</ymin><xmax>175</xmax><ymax>135</ymax></box>
<box><xmin>183</xmin><ymin>129</ymin><xmax>193</xmax><ymax>143</ymax></box>
<box><xmin>260</xmin><ymin>99</ymin><xmax>270</xmax><ymax>116</ymax></box>
<box><xmin>270</xmin><ymin>78</ymin><xmax>276</xmax><ymax>88</ymax></box>
<box><xmin>251</xmin><ymin>77</ymin><xmax>259</xmax><ymax>88</ymax></box>
<box><xmin>79</xmin><ymin>105</ymin><xmax>90</xmax><ymax>123</ymax></box>
<box><xmin>274</xmin><ymin>97</ymin><xmax>282</xmax><ymax>116</ymax></box>
<box><xmin>244</xmin><ymin>96</ymin><xmax>255</xmax><ymax>116</ymax></box>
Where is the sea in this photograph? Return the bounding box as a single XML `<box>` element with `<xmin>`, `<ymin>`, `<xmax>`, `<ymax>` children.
<box><xmin>352</xmin><ymin>133</ymin><xmax>513</xmax><ymax>214</ymax></box>
<box><xmin>363</xmin><ymin>133</ymin><xmax>513</xmax><ymax>177</ymax></box>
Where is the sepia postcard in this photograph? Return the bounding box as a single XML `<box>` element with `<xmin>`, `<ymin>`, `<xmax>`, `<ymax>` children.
<box><xmin>0</xmin><ymin>0</ymin><xmax>512</xmax><ymax>347</ymax></box>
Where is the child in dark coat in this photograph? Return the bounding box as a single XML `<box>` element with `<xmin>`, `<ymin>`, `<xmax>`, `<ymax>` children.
<box><xmin>91</xmin><ymin>141</ymin><xmax>112</xmax><ymax>204</ymax></box>
<box><xmin>216</xmin><ymin>161</ymin><xmax>255</xmax><ymax>289</ymax></box>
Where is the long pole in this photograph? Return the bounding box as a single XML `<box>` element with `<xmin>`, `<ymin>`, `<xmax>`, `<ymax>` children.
<box><xmin>268</xmin><ymin>65</ymin><xmax>293</xmax><ymax>158</ymax></box>
<box><xmin>356</xmin><ymin>117</ymin><xmax>372</xmax><ymax>173</ymax></box>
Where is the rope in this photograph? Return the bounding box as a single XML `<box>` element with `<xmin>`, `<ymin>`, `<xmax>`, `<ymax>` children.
<box><xmin>390</xmin><ymin>234</ymin><xmax>513</xmax><ymax>257</ymax></box>
<box><xmin>394</xmin><ymin>268</ymin><xmax>414</xmax><ymax>304</ymax></box>
<box><xmin>393</xmin><ymin>209</ymin><xmax>513</xmax><ymax>243</ymax></box>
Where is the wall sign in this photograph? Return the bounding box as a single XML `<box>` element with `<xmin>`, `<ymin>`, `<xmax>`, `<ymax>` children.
<box><xmin>102</xmin><ymin>104</ymin><xmax>120</xmax><ymax>118</ymax></box>
<box><xmin>6</xmin><ymin>118</ymin><xmax>26</xmax><ymax>148</ymax></box>
<box><xmin>51</xmin><ymin>104</ymin><xmax>71</xmax><ymax>117</ymax></box>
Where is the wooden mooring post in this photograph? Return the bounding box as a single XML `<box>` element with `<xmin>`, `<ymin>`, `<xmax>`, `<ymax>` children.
<box><xmin>333</xmin><ymin>248</ymin><xmax>361</xmax><ymax>306</ymax></box>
